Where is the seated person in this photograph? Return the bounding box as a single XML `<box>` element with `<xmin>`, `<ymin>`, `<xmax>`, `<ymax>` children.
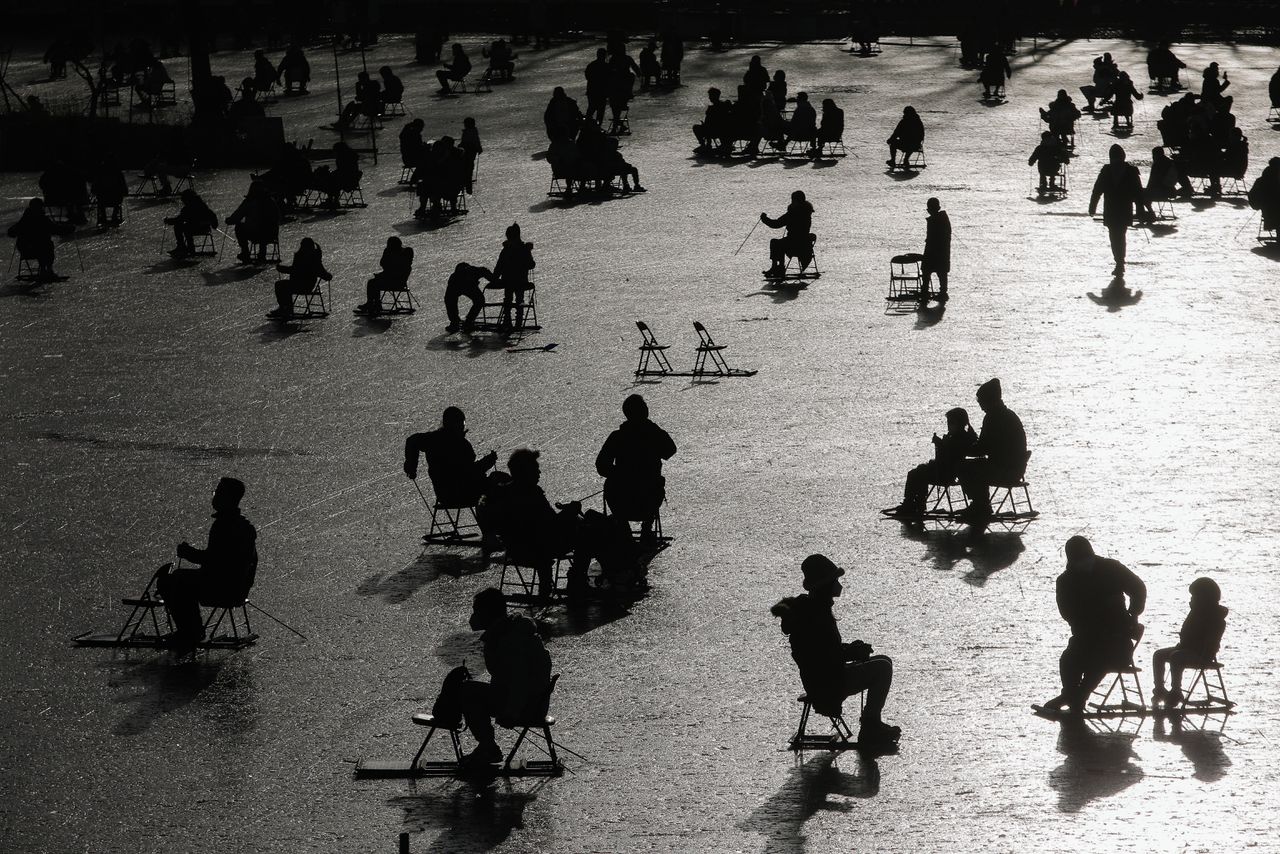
<box><xmin>437</xmin><ymin>43</ymin><xmax>472</xmax><ymax>93</ymax></box>
<box><xmin>6</xmin><ymin>198</ymin><xmax>74</xmax><ymax>280</ymax></box>
<box><xmin>890</xmin><ymin>408</ymin><xmax>977</xmax><ymax>517</ymax></box>
<box><xmin>660</xmin><ymin>30</ymin><xmax>683</xmax><ymax>80</ymax></box>
<box><xmin>269</xmin><ymin>237</ymin><xmax>332</xmax><ymax>318</ymax></box>
<box><xmin>90</xmin><ymin>158</ymin><xmax>128</xmax><ymax>227</ymax></box>
<box><xmin>357</xmin><ymin>236</ymin><xmax>413</xmax><ymax>314</ymax></box>
<box><xmin>693</xmin><ymin>87</ymin><xmax>732</xmax><ymax>153</ymax></box>
<box><xmin>1200</xmin><ymin>63</ymin><xmax>1231</xmax><ymax>112</ymax></box>
<box><xmin>1147</xmin><ymin>42</ymin><xmax>1186</xmax><ymax>86</ymax></box>
<box><xmin>39</xmin><ymin>159</ymin><xmax>90</xmax><ymax>225</ymax></box>
<box><xmin>429</xmin><ymin>588</ymin><xmax>552</xmax><ymax>766</ymax></box>
<box><xmin>323</xmin><ymin>141</ymin><xmax>362</xmax><ymax>207</ymax></box>
<box><xmin>584</xmin><ymin>48</ymin><xmax>611</xmax><ymax>125</ymax></box>
<box><xmin>1148</xmin><ymin>146</ymin><xmax>1193</xmax><ymax>201</ymax></box>
<box><xmin>337</xmin><ymin>71</ymin><xmax>381</xmax><ymax>128</ymax></box>
<box><xmin>1109</xmin><ymin>71</ymin><xmax>1143</xmax><ymax>128</ymax></box>
<box><xmin>785</xmin><ymin>91</ymin><xmax>817</xmax><ymax>150</ymax></box>
<box><xmin>399</xmin><ymin>118</ymin><xmax>427</xmax><ymax>171</ymax></box>
<box><xmin>638</xmin><ymin>38</ymin><xmax>661</xmax><ymax>88</ymax></box>
<box><xmin>760</xmin><ymin>190</ymin><xmax>815</xmax><ymax>278</ymax></box>
<box><xmin>228</xmin><ymin>78</ymin><xmax>266</xmax><ymax>120</ymax></box>
<box><xmin>743</xmin><ymin>55</ymin><xmax>769</xmax><ymax>93</ymax></box>
<box><xmin>979</xmin><ymin>50</ymin><xmax>1012</xmax><ymax>97</ymax></box>
<box><xmin>379</xmin><ymin>65</ymin><xmax>404</xmax><ymax>109</ymax></box>
<box><xmin>252</xmin><ymin>142</ymin><xmax>312</xmax><ymax>208</ymax></box>
<box><xmin>444</xmin><ymin>262</ymin><xmax>494</xmax><ymax>333</ymax></box>
<box><xmin>1271</xmin><ymin>65</ymin><xmax>1280</xmax><ymax>110</ymax></box>
<box><xmin>482</xmin><ymin>39</ymin><xmax>516</xmax><ymax>80</ymax></box>
<box><xmin>1220</xmin><ymin>127</ymin><xmax>1248</xmax><ymax>181</ymax></box>
<box><xmin>956</xmin><ymin>378</ymin><xmax>1027</xmax><ymax>523</ymax></box>
<box><xmin>547</xmin><ymin>136</ymin><xmax>584</xmax><ymax>196</ymax></box>
<box><xmin>759</xmin><ymin>96</ymin><xmax>786</xmax><ymax>151</ymax></box>
<box><xmin>404</xmin><ymin>407</ymin><xmax>500</xmax><ymax>511</ymax></box>
<box><xmin>1040</xmin><ymin>537</ymin><xmax>1145</xmax><ymax>715</ymax></box>
<box><xmin>770</xmin><ymin>554</ymin><xmax>902</xmax><ymax>746</ymax></box>
<box><xmin>134</xmin><ymin>58</ymin><xmax>173</xmax><ymax>107</ymax></box>
<box><xmin>767</xmin><ymin>70</ymin><xmax>787</xmax><ymax>112</ymax></box>
<box><xmin>1248</xmin><ymin>156</ymin><xmax>1280</xmax><ymax>230</ymax></box>
<box><xmin>544</xmin><ymin>86</ymin><xmax>583</xmax><ymax>143</ymax></box>
<box><xmin>251</xmin><ymin>49</ymin><xmax>278</xmax><ymax>93</ymax></box>
<box><xmin>277</xmin><ymin>44</ymin><xmax>310</xmax><ymax>94</ymax></box>
<box><xmin>164</xmin><ymin>189</ymin><xmax>218</xmax><ymax>256</ymax></box>
<box><xmin>732</xmin><ymin>84</ymin><xmax>763</xmax><ymax>157</ymax></box>
<box><xmin>886</xmin><ymin>105</ymin><xmax>924</xmax><ymax>168</ymax></box>
<box><xmin>577</xmin><ymin>121</ymin><xmax>644</xmax><ymax>192</ymax></box>
<box><xmin>1080</xmin><ymin>52</ymin><xmax>1118</xmax><ymax>111</ymax></box>
<box><xmin>157</xmin><ymin>477</ymin><xmax>258</xmax><ymax>655</ymax></box>
<box><xmin>192</xmin><ymin>74</ymin><xmax>233</xmax><ymax>120</ymax></box>
<box><xmin>816</xmin><ymin>98</ymin><xmax>844</xmax><ymax>150</ymax></box>
<box><xmin>1040</xmin><ymin>90</ymin><xmax>1082</xmax><ymax>145</ymax></box>
<box><xmin>225</xmin><ymin>180</ymin><xmax>281</xmax><ymax>262</ymax></box>
<box><xmin>412</xmin><ymin>137</ymin><xmax>469</xmax><ymax>217</ymax></box>
<box><xmin>595</xmin><ymin>394</ymin><xmax>677</xmax><ymax>543</ymax></box>
<box><xmin>1028</xmin><ymin>131</ymin><xmax>1069</xmax><ymax>193</ymax></box>
<box><xmin>1152</xmin><ymin>577</ymin><xmax>1228</xmax><ymax>709</ymax></box>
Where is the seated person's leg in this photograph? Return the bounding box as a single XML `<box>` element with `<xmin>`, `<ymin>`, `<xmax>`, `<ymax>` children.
<box><xmin>1151</xmin><ymin>646</ymin><xmax>1173</xmax><ymax>696</ymax></box>
<box><xmin>459</xmin><ymin>679</ymin><xmax>501</xmax><ymax>759</ymax></box>
<box><xmin>274</xmin><ymin>280</ymin><xmax>294</xmax><ymax>312</ymax></box>
<box><xmin>156</xmin><ymin>566</ymin><xmax>204</xmax><ymax>644</ymax></box>
<box><xmin>235</xmin><ymin>224</ymin><xmax>250</xmax><ymax>258</ymax></box>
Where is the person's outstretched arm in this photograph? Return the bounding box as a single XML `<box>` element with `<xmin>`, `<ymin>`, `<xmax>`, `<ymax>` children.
<box><xmin>404</xmin><ymin>433</ymin><xmax>427</xmax><ymax>478</ymax></box>
<box><xmin>1088</xmin><ymin>170</ymin><xmax>1106</xmax><ymax>216</ymax></box>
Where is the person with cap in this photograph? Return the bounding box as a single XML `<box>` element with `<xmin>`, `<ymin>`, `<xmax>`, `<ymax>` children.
<box><xmin>921</xmin><ymin>197</ymin><xmax>951</xmax><ymax>302</ymax></box>
<box><xmin>760</xmin><ymin>190</ymin><xmax>816</xmax><ymax>278</ymax></box>
<box><xmin>493</xmin><ymin>223</ymin><xmax>536</xmax><ymax>331</ymax></box>
<box><xmin>430</xmin><ymin>588</ymin><xmax>553</xmax><ymax>766</ymax></box>
<box><xmin>356</xmin><ymin>236</ymin><xmax>414</xmax><ymax>316</ymax></box>
<box><xmin>404</xmin><ymin>408</ymin><xmax>499</xmax><ymax>512</ymax></box>
<box><xmin>1040</xmin><ymin>536</ymin><xmax>1146</xmax><ymax>715</ymax></box>
<box><xmin>886</xmin><ymin>105</ymin><xmax>924</xmax><ymax>169</ymax></box>
<box><xmin>595</xmin><ymin>395</ymin><xmax>677</xmax><ymax>545</ymax></box>
<box><xmin>157</xmin><ymin>477</ymin><xmax>258</xmax><ymax>655</ymax></box>
<box><xmin>443</xmin><ymin>262</ymin><xmax>495</xmax><ymax>333</ymax></box>
<box><xmin>770</xmin><ymin>554</ymin><xmax>902</xmax><ymax>747</ymax></box>
<box><xmin>1088</xmin><ymin>144</ymin><xmax>1153</xmax><ymax>277</ymax></box>
<box><xmin>1151</xmin><ymin>578</ymin><xmax>1228</xmax><ymax>709</ymax></box>
<box><xmin>956</xmin><ymin>378</ymin><xmax>1027</xmax><ymax>525</ymax></box>
<box><xmin>890</xmin><ymin>407</ymin><xmax>977</xmax><ymax>518</ymax></box>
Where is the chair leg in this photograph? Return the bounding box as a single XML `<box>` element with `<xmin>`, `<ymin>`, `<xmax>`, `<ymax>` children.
<box><xmin>504</xmin><ymin>726</ymin><xmax>530</xmax><ymax>771</ymax></box>
<box><xmin>411</xmin><ymin>728</ymin><xmax>436</xmax><ymax>769</ymax></box>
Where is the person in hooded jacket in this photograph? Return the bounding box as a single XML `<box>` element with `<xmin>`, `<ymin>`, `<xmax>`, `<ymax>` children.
<box><xmin>1151</xmin><ymin>577</ymin><xmax>1227</xmax><ymax>709</ymax></box>
<box><xmin>494</xmin><ymin>223</ymin><xmax>536</xmax><ymax>330</ymax></box>
<box><xmin>770</xmin><ymin>554</ymin><xmax>901</xmax><ymax>747</ymax></box>
<box><xmin>595</xmin><ymin>395</ymin><xmax>676</xmax><ymax>544</ymax></box>
<box><xmin>886</xmin><ymin>105</ymin><xmax>924</xmax><ymax>168</ymax></box>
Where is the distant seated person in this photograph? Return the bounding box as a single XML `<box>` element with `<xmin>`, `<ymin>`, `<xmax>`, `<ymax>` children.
<box><xmin>760</xmin><ymin>190</ymin><xmax>815</xmax><ymax>278</ymax></box>
<box><xmin>638</xmin><ymin>38</ymin><xmax>661</xmax><ymax>88</ymax></box>
<box><xmin>1199</xmin><ymin>62</ymin><xmax>1231</xmax><ymax>112</ymax></box>
<box><xmin>1152</xmin><ymin>577</ymin><xmax>1228</xmax><ymax>709</ymax></box>
<box><xmin>428</xmin><ymin>588</ymin><xmax>552</xmax><ymax>766</ymax></box>
<box><xmin>979</xmin><ymin>50</ymin><xmax>1012</xmax><ymax>98</ymax></box>
<box><xmin>252</xmin><ymin>49</ymin><xmax>278</xmax><ymax>94</ymax></box>
<box><xmin>317</xmin><ymin>140</ymin><xmax>362</xmax><ymax>207</ymax></box>
<box><xmin>816</xmin><ymin>98</ymin><xmax>844</xmax><ymax>151</ymax></box>
<box><xmin>886</xmin><ymin>105</ymin><xmax>924</xmax><ymax>168</ymax></box>
<box><xmin>1040</xmin><ymin>537</ymin><xmax>1145</xmax><ymax>716</ymax></box>
<box><xmin>660</xmin><ymin>31</ymin><xmax>683</xmax><ymax>80</ymax></box>
<box><xmin>337</xmin><ymin>70</ymin><xmax>381</xmax><ymax>128</ymax></box>
<box><xmin>228</xmin><ymin>78</ymin><xmax>266</xmax><ymax>120</ymax></box>
<box><xmin>595</xmin><ymin>394</ymin><xmax>677</xmax><ymax>544</ymax></box>
<box><xmin>692</xmin><ymin>87</ymin><xmax>733</xmax><ymax>153</ymax></box>
<box><xmin>399</xmin><ymin>118</ymin><xmax>427</xmax><ymax>170</ymax></box>
<box><xmin>1147</xmin><ymin>42</ymin><xmax>1186</xmax><ymax>86</ymax></box>
<box><xmin>156</xmin><ymin>477</ymin><xmax>258</xmax><ymax>656</ymax></box>
<box><xmin>252</xmin><ymin>142</ymin><xmax>312</xmax><ymax>207</ymax></box>
<box><xmin>404</xmin><ymin>407</ymin><xmax>501</xmax><ymax>514</ymax></box>
<box><xmin>785</xmin><ymin>91</ymin><xmax>817</xmax><ymax>150</ymax></box>
<box><xmin>767</xmin><ymin>70</ymin><xmax>787</xmax><ymax>111</ymax></box>
<box><xmin>956</xmin><ymin>378</ymin><xmax>1027</xmax><ymax>524</ymax></box>
<box><xmin>482</xmin><ymin>38</ymin><xmax>516</xmax><ymax>80</ymax></box>
<box><xmin>164</xmin><ymin>189</ymin><xmax>218</xmax><ymax>256</ymax></box>
<box><xmin>489</xmin><ymin>448</ymin><xmax>640</xmax><ymax>600</ymax></box>
<box><xmin>544</xmin><ymin>86</ymin><xmax>584</xmax><ymax>143</ymax></box>
<box><xmin>1039</xmin><ymin>89</ymin><xmax>1082</xmax><ymax>143</ymax></box>
<box><xmin>39</xmin><ymin>159</ymin><xmax>90</xmax><ymax>225</ymax></box>
<box><xmin>1149</xmin><ymin>146</ymin><xmax>1193</xmax><ymax>201</ymax></box>
<box><xmin>760</xmin><ymin>97</ymin><xmax>786</xmax><ymax>151</ymax></box>
<box><xmin>413</xmin><ymin>137</ymin><xmax>470</xmax><ymax>217</ymax></box>
<box><xmin>278</xmin><ymin>44</ymin><xmax>310</xmax><ymax>94</ymax></box>
<box><xmin>732</xmin><ymin>84</ymin><xmax>764</xmax><ymax>157</ymax></box>
<box><xmin>1108</xmin><ymin>71</ymin><xmax>1143</xmax><ymax>129</ymax></box>
<box><xmin>444</xmin><ymin>262</ymin><xmax>494</xmax><ymax>333</ymax></box>
<box><xmin>770</xmin><ymin>554</ymin><xmax>902</xmax><ymax>747</ymax></box>
<box><xmin>1271</xmin><ymin>65</ymin><xmax>1280</xmax><ymax>110</ymax></box>
<box><xmin>1248</xmin><ymin>156</ymin><xmax>1280</xmax><ymax>230</ymax></box>
<box><xmin>90</xmin><ymin>159</ymin><xmax>128</xmax><ymax>227</ymax></box>
<box><xmin>437</xmin><ymin>43</ymin><xmax>472</xmax><ymax>93</ymax></box>
<box><xmin>1080</xmin><ymin>52</ymin><xmax>1119</xmax><ymax>111</ymax></box>
<box><xmin>225</xmin><ymin>180</ymin><xmax>281</xmax><ymax>262</ymax></box>
<box><xmin>134</xmin><ymin>58</ymin><xmax>173</xmax><ymax>107</ymax></box>
<box><xmin>6</xmin><ymin>198</ymin><xmax>74</xmax><ymax>281</ymax></box>
<box><xmin>576</xmin><ymin>121</ymin><xmax>645</xmax><ymax>192</ymax></box>
<box><xmin>1028</xmin><ymin>131</ymin><xmax>1069</xmax><ymax>193</ymax></box>
<box><xmin>357</xmin><ymin>236</ymin><xmax>413</xmax><ymax>315</ymax></box>
<box><xmin>378</xmin><ymin>66</ymin><xmax>404</xmax><ymax>111</ymax></box>
<box><xmin>890</xmin><ymin>407</ymin><xmax>977</xmax><ymax>518</ymax></box>
<box><xmin>269</xmin><ymin>237</ymin><xmax>332</xmax><ymax>318</ymax></box>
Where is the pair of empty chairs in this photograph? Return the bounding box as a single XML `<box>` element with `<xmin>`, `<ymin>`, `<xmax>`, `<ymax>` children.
<box><xmin>634</xmin><ymin>321</ymin><xmax>757</xmax><ymax>379</ymax></box>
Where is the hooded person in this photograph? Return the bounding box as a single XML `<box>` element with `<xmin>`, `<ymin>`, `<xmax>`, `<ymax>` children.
<box><xmin>594</xmin><ymin>395</ymin><xmax>677</xmax><ymax>543</ymax></box>
<box><xmin>1088</xmin><ymin>144</ymin><xmax>1152</xmax><ymax>277</ymax></box>
<box><xmin>760</xmin><ymin>190</ymin><xmax>815</xmax><ymax>278</ymax></box>
<box><xmin>890</xmin><ymin>407</ymin><xmax>977</xmax><ymax>517</ymax></box>
<box><xmin>493</xmin><ymin>223</ymin><xmax>536</xmax><ymax>330</ymax></box>
<box><xmin>956</xmin><ymin>378</ymin><xmax>1028</xmax><ymax>524</ymax></box>
<box><xmin>770</xmin><ymin>554</ymin><xmax>902</xmax><ymax>747</ymax></box>
<box><xmin>1151</xmin><ymin>577</ymin><xmax>1228</xmax><ymax>708</ymax></box>
<box><xmin>1248</xmin><ymin>156</ymin><xmax>1280</xmax><ymax>231</ymax></box>
<box><xmin>886</xmin><ymin>105</ymin><xmax>924</xmax><ymax>168</ymax></box>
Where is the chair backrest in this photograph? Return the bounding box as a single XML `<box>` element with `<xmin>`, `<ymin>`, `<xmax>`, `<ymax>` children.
<box><xmin>693</xmin><ymin>321</ymin><xmax>714</xmax><ymax>345</ymax></box>
<box><xmin>636</xmin><ymin>321</ymin><xmax>658</xmax><ymax>345</ymax></box>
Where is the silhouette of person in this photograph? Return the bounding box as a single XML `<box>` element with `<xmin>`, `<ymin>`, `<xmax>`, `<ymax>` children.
<box><xmin>357</xmin><ymin>236</ymin><xmax>413</xmax><ymax>315</ymax></box>
<box><xmin>816</xmin><ymin>98</ymin><xmax>844</xmax><ymax>154</ymax></box>
<box><xmin>921</xmin><ymin>197</ymin><xmax>951</xmax><ymax>301</ymax></box>
<box><xmin>252</xmin><ymin>49</ymin><xmax>278</xmax><ymax>93</ymax></box>
<box><xmin>164</xmin><ymin>189</ymin><xmax>218</xmax><ymax>256</ymax></box>
<box><xmin>693</xmin><ymin>87</ymin><xmax>731</xmax><ymax>152</ymax></box>
<box><xmin>278</xmin><ymin>43</ymin><xmax>310</xmax><ymax>93</ymax></box>
<box><xmin>980</xmin><ymin>50</ymin><xmax>1012</xmax><ymax>98</ymax></box>
<box><xmin>39</xmin><ymin>159</ymin><xmax>89</xmax><ymax>225</ymax></box>
<box><xmin>1248</xmin><ymin>156</ymin><xmax>1280</xmax><ymax>231</ymax></box>
<box><xmin>1040</xmin><ymin>89</ymin><xmax>1081</xmax><ymax>145</ymax></box>
<box><xmin>595</xmin><ymin>395</ymin><xmax>676</xmax><ymax>545</ymax></box>
<box><xmin>1146</xmin><ymin>42</ymin><xmax>1186</xmax><ymax>87</ymax></box>
<box><xmin>225</xmin><ymin>180</ymin><xmax>281</xmax><ymax>263</ymax></box>
<box><xmin>1271</xmin><ymin>65</ymin><xmax>1280</xmax><ymax>110</ymax></box>
<box><xmin>1148</xmin><ymin>146</ymin><xmax>1193</xmax><ymax>202</ymax></box>
<box><xmin>786</xmin><ymin>91</ymin><xmax>817</xmax><ymax>150</ymax></box>
<box><xmin>1199</xmin><ymin>62</ymin><xmax>1231</xmax><ymax>111</ymax></box>
<box><xmin>770</xmin><ymin>554</ymin><xmax>902</xmax><ymax>747</ymax></box>
<box><xmin>584</xmin><ymin>48</ymin><xmax>610</xmax><ymax>125</ymax></box>
<box><xmin>90</xmin><ymin>158</ymin><xmax>128</xmax><ymax>228</ymax></box>
<box><xmin>891</xmin><ymin>407</ymin><xmax>977</xmax><ymax>517</ymax></box>
<box><xmin>1152</xmin><ymin>577</ymin><xmax>1227</xmax><ymax>709</ymax></box>
<box><xmin>544</xmin><ymin>86</ymin><xmax>584</xmax><ymax>143</ymax></box>
<box><xmin>431</xmin><ymin>588</ymin><xmax>552</xmax><ymax>767</ymax></box>
<box><xmin>1028</xmin><ymin>131</ymin><xmax>1069</xmax><ymax>194</ymax></box>
<box><xmin>6</xmin><ymin>198</ymin><xmax>74</xmax><ymax>280</ymax></box>
<box><xmin>483</xmin><ymin>38</ymin><xmax>517</xmax><ymax>80</ymax></box>
<box><xmin>956</xmin><ymin>378</ymin><xmax>1027</xmax><ymax>524</ymax></box>
<box><xmin>444</xmin><ymin>262</ymin><xmax>494</xmax><ymax>333</ymax></box>
<box><xmin>1080</xmin><ymin>52</ymin><xmax>1119</xmax><ymax>112</ymax></box>
<box><xmin>404</xmin><ymin>407</ymin><xmax>499</xmax><ymax>511</ymax></box>
<box><xmin>760</xmin><ymin>190</ymin><xmax>815</xmax><ymax>278</ymax></box>
<box><xmin>1040</xmin><ymin>536</ymin><xmax>1146</xmax><ymax>715</ymax></box>
<box><xmin>400</xmin><ymin>118</ymin><xmax>427</xmax><ymax>170</ymax></box>
<box><xmin>494</xmin><ymin>223</ymin><xmax>535</xmax><ymax>331</ymax></box>
<box><xmin>743</xmin><ymin>55</ymin><xmax>769</xmax><ymax>93</ymax></box>
<box><xmin>269</xmin><ymin>237</ymin><xmax>332</xmax><ymax>318</ymax></box>
<box><xmin>337</xmin><ymin>70</ymin><xmax>380</xmax><ymax>128</ymax></box>
<box><xmin>767</xmin><ymin>69</ymin><xmax>787</xmax><ymax>111</ymax></box>
<box><xmin>886</xmin><ymin>106</ymin><xmax>924</xmax><ymax>168</ymax></box>
<box><xmin>437</xmin><ymin>43</ymin><xmax>471</xmax><ymax>93</ymax></box>
<box><xmin>1108</xmin><ymin>71</ymin><xmax>1143</xmax><ymax>129</ymax></box>
<box><xmin>638</xmin><ymin>38</ymin><xmax>661</xmax><ymax>88</ymax></box>
<box><xmin>156</xmin><ymin>477</ymin><xmax>258</xmax><ymax>656</ymax></box>
<box><xmin>460</xmin><ymin>117</ymin><xmax>482</xmax><ymax>192</ymax></box>
<box><xmin>379</xmin><ymin>65</ymin><xmax>405</xmax><ymax>109</ymax></box>
<box><xmin>1089</xmin><ymin>145</ymin><xmax>1152</xmax><ymax>277</ymax></box>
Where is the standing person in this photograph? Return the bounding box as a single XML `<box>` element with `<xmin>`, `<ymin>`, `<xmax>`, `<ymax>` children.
<box><xmin>157</xmin><ymin>477</ymin><xmax>258</xmax><ymax>656</ymax></box>
<box><xmin>921</xmin><ymin>197</ymin><xmax>951</xmax><ymax>302</ymax></box>
<box><xmin>770</xmin><ymin>554</ymin><xmax>903</xmax><ymax>747</ymax></box>
<box><xmin>957</xmin><ymin>378</ymin><xmax>1027</xmax><ymax>525</ymax></box>
<box><xmin>595</xmin><ymin>395</ymin><xmax>677</xmax><ymax>545</ymax></box>
<box><xmin>759</xmin><ymin>190</ymin><xmax>815</xmax><ymax>278</ymax></box>
<box><xmin>1040</xmin><ymin>537</ymin><xmax>1146</xmax><ymax>716</ymax></box>
<box><xmin>1088</xmin><ymin>144</ymin><xmax>1153</xmax><ymax>277</ymax></box>
<box><xmin>583</xmin><ymin>48</ymin><xmax>610</xmax><ymax>125</ymax></box>
<box><xmin>494</xmin><ymin>223</ymin><xmax>535</xmax><ymax>331</ymax></box>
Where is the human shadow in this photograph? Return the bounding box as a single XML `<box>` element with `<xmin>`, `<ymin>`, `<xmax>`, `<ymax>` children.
<box><xmin>1087</xmin><ymin>277</ymin><xmax>1143</xmax><ymax>312</ymax></box>
<box><xmin>1048</xmin><ymin>717</ymin><xmax>1143</xmax><ymax>813</ymax></box>
<box><xmin>1250</xmin><ymin>243</ymin><xmax>1280</xmax><ymax>262</ymax></box>
<box><xmin>393</xmin><ymin>216</ymin><xmax>462</xmax><ymax>235</ymax></box>
<box><xmin>1153</xmin><ymin>714</ymin><xmax>1232</xmax><ymax>783</ymax></box>
<box><xmin>391</xmin><ymin>778</ymin><xmax>543</xmax><ymax>853</ymax></box>
<box><xmin>424</xmin><ymin>333</ymin><xmax>511</xmax><ymax>357</ymax></box>
<box><xmin>535</xmin><ymin>597</ymin><xmax>635</xmax><ymax>640</ymax></box>
<box><xmin>356</xmin><ymin>551</ymin><xmax>487</xmax><ymax>604</ymax></box>
<box><xmin>352</xmin><ymin>316</ymin><xmax>393</xmax><ymax>337</ymax></box>
<box><xmin>432</xmin><ymin>628</ymin><xmax>484</xmax><ymax>668</ymax></box>
<box><xmin>256</xmin><ymin>320</ymin><xmax>312</xmax><ymax>342</ymax></box>
<box><xmin>103</xmin><ymin>655</ymin><xmax>256</xmax><ymax>738</ymax></box>
<box><xmin>739</xmin><ymin>753</ymin><xmax>880</xmax><ymax>854</ymax></box>
<box><xmin>200</xmin><ymin>265</ymin><xmax>267</xmax><ymax>286</ymax></box>
<box><xmin>886</xmin><ymin>168</ymin><xmax>923</xmax><ymax>181</ymax></box>
<box><xmin>896</xmin><ymin>523</ymin><xmax>1023</xmax><ymax>584</ymax></box>
<box><xmin>746</xmin><ymin>280</ymin><xmax>809</xmax><ymax>302</ymax></box>
<box><xmin>913</xmin><ymin>302</ymin><xmax>946</xmax><ymax>329</ymax></box>
<box><xmin>0</xmin><ymin>280</ymin><xmax>51</xmax><ymax>299</ymax></box>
